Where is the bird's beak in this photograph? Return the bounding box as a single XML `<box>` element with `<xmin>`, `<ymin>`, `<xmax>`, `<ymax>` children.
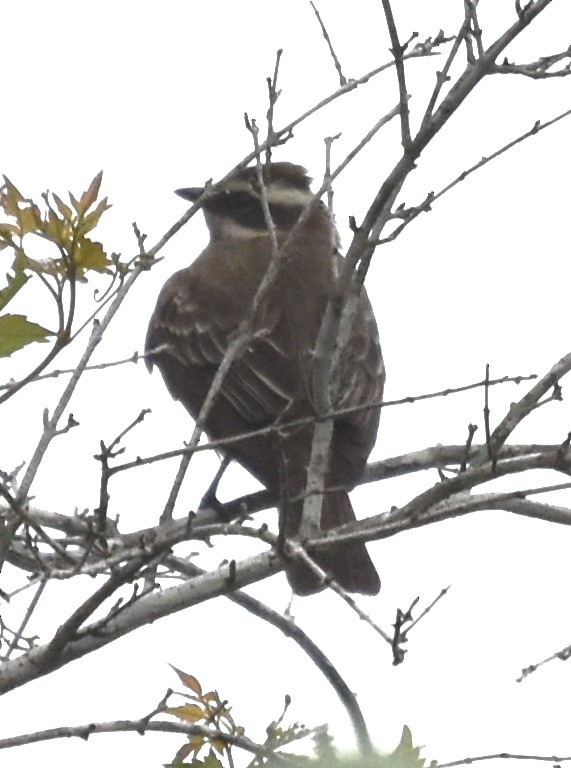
<box><xmin>175</xmin><ymin>187</ymin><xmax>204</xmax><ymax>202</ymax></box>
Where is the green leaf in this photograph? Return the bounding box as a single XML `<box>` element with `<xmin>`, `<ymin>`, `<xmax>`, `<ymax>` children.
<box><xmin>0</xmin><ymin>223</ymin><xmax>19</xmax><ymax>250</ymax></box>
<box><xmin>17</xmin><ymin>201</ymin><xmax>42</xmax><ymax>236</ymax></box>
<box><xmin>386</xmin><ymin>726</ymin><xmax>425</xmax><ymax>768</ymax></box>
<box><xmin>77</xmin><ymin>196</ymin><xmax>111</xmax><ymax>235</ymax></box>
<box><xmin>0</xmin><ymin>177</ymin><xmax>25</xmax><ymax>217</ymax></box>
<box><xmin>0</xmin><ymin>252</ymin><xmax>30</xmax><ymax>311</ymax></box>
<box><xmin>170</xmin><ymin>739</ymin><xmax>196</xmax><ymax>765</ymax></box>
<box><xmin>0</xmin><ymin>313</ymin><xmax>54</xmax><ymax>357</ymax></box>
<box><xmin>42</xmin><ymin>206</ymin><xmax>68</xmax><ymax>245</ymax></box>
<box><xmin>73</xmin><ymin>238</ymin><xmax>112</xmax><ymax>275</ymax></box>
<box><xmin>0</xmin><ymin>178</ymin><xmax>43</xmax><ymax>237</ymax></box>
<box><xmin>51</xmin><ymin>193</ymin><xmax>73</xmax><ymax>221</ymax></box>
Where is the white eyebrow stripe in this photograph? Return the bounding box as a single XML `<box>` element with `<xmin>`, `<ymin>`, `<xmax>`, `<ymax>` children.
<box><xmin>264</xmin><ymin>186</ymin><xmax>315</xmax><ymax>206</ymax></box>
<box><xmin>225</xmin><ymin>181</ymin><xmax>314</xmax><ymax>207</ymax></box>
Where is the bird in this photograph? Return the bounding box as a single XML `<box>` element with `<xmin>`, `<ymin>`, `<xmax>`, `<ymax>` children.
<box><xmin>145</xmin><ymin>162</ymin><xmax>384</xmax><ymax>595</ymax></box>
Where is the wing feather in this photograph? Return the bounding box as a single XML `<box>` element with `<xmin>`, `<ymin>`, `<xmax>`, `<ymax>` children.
<box><xmin>146</xmin><ymin>268</ymin><xmax>294</xmax><ymax>424</ymax></box>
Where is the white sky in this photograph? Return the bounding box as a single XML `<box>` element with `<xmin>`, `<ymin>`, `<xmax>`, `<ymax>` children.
<box><xmin>1</xmin><ymin>1</ymin><xmax>571</xmax><ymax>766</ymax></box>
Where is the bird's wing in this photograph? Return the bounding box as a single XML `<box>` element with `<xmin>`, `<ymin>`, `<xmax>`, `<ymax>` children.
<box><xmin>146</xmin><ymin>270</ymin><xmax>295</xmax><ymax>424</ymax></box>
<box><xmin>334</xmin><ymin>292</ymin><xmax>385</xmax><ymax>418</ymax></box>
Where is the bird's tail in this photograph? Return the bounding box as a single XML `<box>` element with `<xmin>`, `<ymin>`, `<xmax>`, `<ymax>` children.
<box><xmin>283</xmin><ymin>491</ymin><xmax>381</xmax><ymax>596</ymax></box>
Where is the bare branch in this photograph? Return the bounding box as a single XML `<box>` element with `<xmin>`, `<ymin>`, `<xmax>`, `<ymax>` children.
<box><xmin>265</xmin><ymin>48</ymin><xmax>283</xmax><ymax>164</ymax></box>
<box><xmin>0</xmin><ymin>549</ymin><xmax>285</xmax><ymax>696</ymax></box>
<box><xmin>421</xmin><ymin>25</ymin><xmax>466</xmax><ymax>127</ymax></box>
<box><xmin>517</xmin><ymin>640</ymin><xmax>571</xmax><ymax>683</ymax></box>
<box><xmin>464</xmin><ymin>0</ymin><xmax>485</xmax><ymax>59</ymax></box>
<box><xmin>495</xmin><ymin>46</ymin><xmax>571</xmax><ymax>78</ymax></box>
<box><xmin>94</xmin><ymin>409</ymin><xmax>150</xmax><ymax>535</ymax></box>
<box><xmin>0</xmin><ymin>719</ymin><xmax>272</xmax><ymax>758</ymax></box>
<box><xmin>4</xmin><ymin>579</ymin><xmax>46</xmax><ymax>661</ymax></box>
<box><xmin>471</xmin><ymin>350</ymin><xmax>571</xmax><ymax>467</ymax></box>
<box><xmin>436</xmin><ymin>751</ymin><xmax>571</xmax><ymax>768</ymax></box>
<box><xmin>310</xmin><ymin>2</ymin><xmax>347</xmax><ymax>85</ymax></box>
<box><xmin>381</xmin><ymin>0</ymin><xmax>412</xmax><ymax>146</ymax></box>
<box><xmin>0</xmin><ymin>350</ymin><xmax>144</xmax><ymax>392</ymax></box>
<box><xmin>323</xmin><ymin>132</ymin><xmax>341</xmax><ymax>214</ymax></box>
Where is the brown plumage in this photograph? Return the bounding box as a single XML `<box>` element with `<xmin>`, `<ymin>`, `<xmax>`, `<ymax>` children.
<box><xmin>145</xmin><ymin>163</ymin><xmax>384</xmax><ymax>595</ymax></box>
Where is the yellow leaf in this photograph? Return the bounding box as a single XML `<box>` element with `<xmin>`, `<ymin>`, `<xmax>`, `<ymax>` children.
<box><xmin>52</xmin><ymin>193</ymin><xmax>73</xmax><ymax>221</ymax></box>
<box><xmin>42</xmin><ymin>207</ymin><xmax>67</xmax><ymax>244</ymax></box>
<box><xmin>172</xmin><ymin>739</ymin><xmax>195</xmax><ymax>764</ymax></box>
<box><xmin>165</xmin><ymin>704</ymin><xmax>205</xmax><ymax>723</ymax></box>
<box><xmin>77</xmin><ymin>196</ymin><xmax>111</xmax><ymax>235</ymax></box>
<box><xmin>18</xmin><ymin>203</ymin><xmax>42</xmax><ymax>236</ymax></box>
<box><xmin>0</xmin><ymin>223</ymin><xmax>19</xmax><ymax>250</ymax></box>
<box><xmin>73</xmin><ymin>238</ymin><xmax>111</xmax><ymax>274</ymax></box>
<box><xmin>202</xmin><ymin>755</ymin><xmax>224</xmax><ymax>768</ymax></box>
<box><xmin>210</xmin><ymin>738</ymin><xmax>227</xmax><ymax>755</ymax></box>
<box><xmin>0</xmin><ymin>177</ymin><xmax>24</xmax><ymax>217</ymax></box>
<box><xmin>187</xmin><ymin>734</ymin><xmax>205</xmax><ymax>751</ymax></box>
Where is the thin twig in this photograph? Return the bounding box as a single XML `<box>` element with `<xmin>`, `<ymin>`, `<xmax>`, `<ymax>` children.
<box><xmin>381</xmin><ymin>0</ymin><xmax>411</xmax><ymax>146</ymax></box>
<box><xmin>4</xmin><ymin>579</ymin><xmax>47</xmax><ymax>660</ymax></box>
<box><xmin>436</xmin><ymin>752</ymin><xmax>571</xmax><ymax>768</ymax></box>
<box><xmin>0</xmin><ymin>351</ymin><xmax>143</xmax><ymax>392</ymax></box>
<box><xmin>324</xmin><ymin>133</ymin><xmax>341</xmax><ymax>216</ymax></box>
<box><xmin>494</xmin><ymin>46</ymin><xmax>571</xmax><ymax>78</ymax></box>
<box><xmin>94</xmin><ymin>409</ymin><xmax>151</xmax><ymax>535</ymax></box>
<box><xmin>110</xmin><ymin>371</ymin><xmax>537</xmax><ymax>476</ymax></box>
<box><xmin>464</xmin><ymin>0</ymin><xmax>485</xmax><ymax>59</ymax></box>
<box><xmin>517</xmin><ymin>640</ymin><xmax>571</xmax><ymax>683</ymax></box>
<box><xmin>460</xmin><ymin>423</ymin><xmax>478</xmax><ymax>472</ymax></box>
<box><xmin>420</xmin><ymin>18</ymin><xmax>469</xmax><ymax>128</ymax></box>
<box><xmin>265</xmin><ymin>48</ymin><xmax>283</xmax><ymax>164</ymax></box>
<box><xmin>483</xmin><ymin>363</ymin><xmax>494</xmax><ymax>465</ymax></box>
<box><xmin>310</xmin><ymin>1</ymin><xmax>347</xmax><ymax>85</ymax></box>
<box><xmin>405</xmin><ymin>586</ymin><xmax>451</xmax><ymax>635</ymax></box>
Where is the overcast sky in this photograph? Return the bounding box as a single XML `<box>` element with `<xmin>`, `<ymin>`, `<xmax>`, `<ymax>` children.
<box><xmin>1</xmin><ymin>2</ymin><xmax>571</xmax><ymax>767</ymax></box>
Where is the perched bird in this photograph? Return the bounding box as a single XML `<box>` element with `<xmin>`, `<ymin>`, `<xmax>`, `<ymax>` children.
<box><xmin>145</xmin><ymin>162</ymin><xmax>384</xmax><ymax>595</ymax></box>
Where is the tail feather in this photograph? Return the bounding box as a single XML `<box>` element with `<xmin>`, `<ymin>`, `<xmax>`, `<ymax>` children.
<box><xmin>284</xmin><ymin>491</ymin><xmax>380</xmax><ymax>596</ymax></box>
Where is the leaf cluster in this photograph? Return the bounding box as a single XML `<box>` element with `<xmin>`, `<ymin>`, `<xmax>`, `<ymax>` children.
<box><xmin>0</xmin><ymin>171</ymin><xmax>113</xmax><ymax>357</ymax></box>
<box><xmin>165</xmin><ymin>667</ymin><xmax>310</xmax><ymax>767</ymax></box>
<box><xmin>166</xmin><ymin>666</ymin><xmax>246</xmax><ymax>766</ymax></box>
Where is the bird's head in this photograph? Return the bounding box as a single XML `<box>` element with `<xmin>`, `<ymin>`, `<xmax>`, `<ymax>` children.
<box><xmin>175</xmin><ymin>162</ymin><xmax>329</xmax><ymax>241</ymax></box>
